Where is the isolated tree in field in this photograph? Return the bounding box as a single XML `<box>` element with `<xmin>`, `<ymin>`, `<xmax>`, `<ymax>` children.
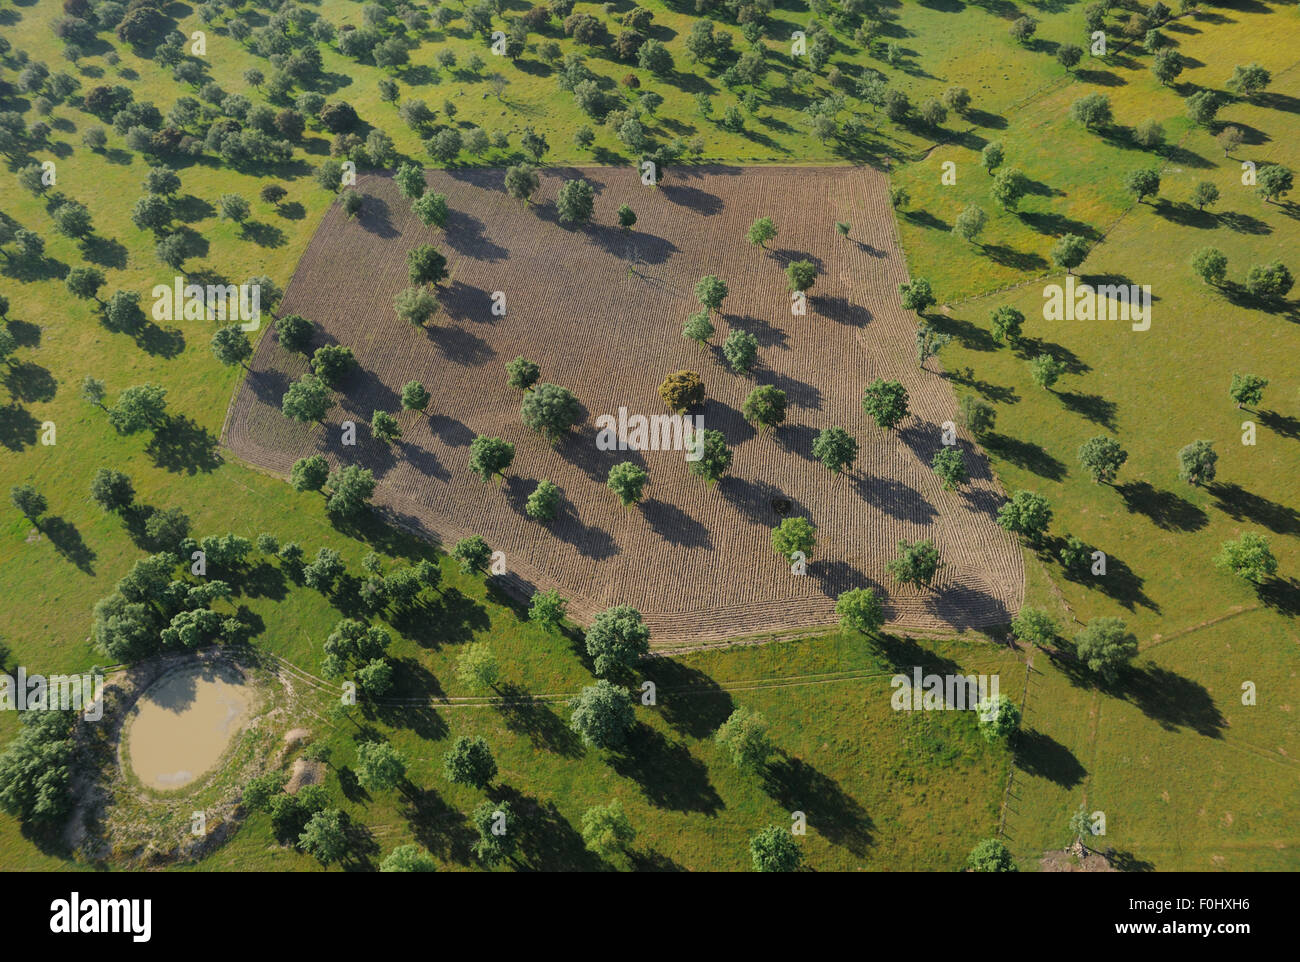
<box><xmin>812</xmin><ymin>427</ymin><xmax>858</xmax><ymax>476</ymax></box>
<box><xmin>260</xmin><ymin>184</ymin><xmax>287</xmax><ymax>208</ymax></box>
<box><xmin>66</xmin><ymin>267</ymin><xmax>105</xmax><ymax>302</ymax></box>
<box><xmin>607</xmin><ymin>462</ymin><xmax>648</xmax><ymax>507</ymax></box>
<box><xmin>614</xmin><ymin>203</ymin><xmax>637</xmax><ymax>230</ymax></box>
<box><xmin>282</xmin><ymin>375</ymin><xmax>332</xmax><ymax>423</ymax></box>
<box><xmin>1152</xmin><ymin>48</ymin><xmax>1182</xmax><ymax>85</ymax></box>
<box><xmin>747</xmin><ymin>216</ymin><xmax>776</xmax><ymax>248</ymax></box>
<box><xmin>836</xmin><ymin>587</ymin><xmax>883</xmax><ymax>635</ymax></box>
<box><xmin>1257</xmin><ymin>165</ymin><xmax>1293</xmax><ymax>204</ymax></box>
<box><xmin>722</xmin><ymin>329</ymin><xmax>759</xmax><ymax>375</ymax></box>
<box><xmin>1227</xmin><ymin>62</ymin><xmax>1270</xmax><ymax>99</ymax></box>
<box><xmin>90</xmin><ymin>468</ymin><xmax>134</xmax><ymax>512</ymax></box>
<box><xmin>658</xmin><ymin>370</ymin><xmax>704</xmax><ymax>412</ymax></box>
<box><xmin>1189</xmin><ymin>247</ymin><xmax>1227</xmax><ymax>287</ymax></box>
<box><xmin>750</xmin><ymin>826</ymin><xmax>801</xmax><ymax>872</ymax></box>
<box><xmin>1011</xmin><ymin>606</ymin><xmax>1059</xmax><ymax>647</ymax></box>
<box><xmin>357</xmin><ymin>741</ymin><xmax>407</xmax><ymax>793</ymax></box>
<box><xmin>981</xmin><ymin>141</ymin><xmax>1004</xmax><ymax>176</ymax></box>
<box><xmin>931</xmin><ymin>447</ymin><xmax>968</xmax><ymax>490</ymax></box>
<box><xmin>521</xmin><ymin>383</ymin><xmax>581</xmax><ymax>443</ymax></box>
<box><xmin>569</xmin><ymin>680</ymin><xmax>636</xmax><ymax>749</ymax></box>
<box><xmin>381</xmin><ymin>845</ymin><xmax>437</xmax><ymax>872</ymax></box>
<box><xmin>786</xmin><ymin>260</ymin><xmax>817</xmax><ymax>293</ymax></box>
<box><xmin>325</xmin><ymin>465</ymin><xmax>376</xmax><ymax>517</ymax></box>
<box><xmin>371</xmin><ymin>410</ymin><xmax>401</xmax><ymax>444</ymax></box>
<box><xmin>291</xmin><ymin>454</ymin><xmax>331</xmax><ymax>492</ymax></box>
<box><xmin>1217</xmin><ymin>126</ymin><xmax>1244</xmax><ymax>157</ymax></box>
<box><xmin>968</xmin><ymin>838</ymin><xmax>1016</xmax><ymax>872</ymax></box>
<box><xmin>395</xmin><ymin>163</ymin><xmax>426</xmax><ymax>199</ymax></box>
<box><xmin>401</xmin><ymin>381</ymin><xmax>431</xmax><ymax>412</ymax></box>
<box><xmin>468</xmin><ymin>435</ymin><xmax>515</xmax><ymax>483</ymax></box>
<box><xmin>556</xmin><ymin>178</ymin><xmax>595</xmax><ymax>225</ymax></box>
<box><xmin>311</xmin><ymin>345</ymin><xmax>356</xmax><ymax>387</ymax></box>
<box><xmin>444</xmin><ymin>736</ymin><xmax>497</xmax><ymax>788</ymax></box>
<box><xmin>1051</xmin><ymin>235</ymin><xmax>1089</xmax><ymax>275</ymax></box>
<box><xmin>682</xmin><ymin>310</ymin><xmax>715</xmax><ymax>346</ymax></box>
<box><xmin>582</xmin><ymin>800</ymin><xmax>635</xmax><ymax>860</ymax></box>
<box><xmin>303</xmin><ymin>548</ymin><xmax>346</xmax><ymax>593</ymax></box>
<box><xmin>109</xmin><ymin>383</ymin><xmax>168</xmax><ymax>434</ymax></box>
<box><xmin>1229</xmin><ymin>373</ymin><xmax>1267</xmax><ymax>410</ymax></box>
<box><xmin>210</xmin><ymin>325</ymin><xmax>251</xmax><ymax>367</ymax></box>
<box><xmin>1215</xmin><ymin>531</ymin><xmax>1277</xmax><ymax>584</ymax></box>
<box><xmin>526</xmin><ymin>479</ymin><xmax>561</xmax><ymax>521</ymax></box>
<box><xmin>695</xmin><ymin>274</ymin><xmax>729</xmax><ymax>315</ymax></box>
<box><xmin>1030</xmin><ymin>354</ymin><xmax>1066</xmax><ymax>391</ymax></box>
<box><xmin>395</xmin><ymin>284</ymin><xmax>440</xmax><ymax>327</ymax></box>
<box><xmin>743</xmin><ymin>385</ymin><xmax>787</xmax><ymax>434</ymax></box>
<box><xmin>1192</xmin><ymin>181</ymin><xmax>1220</xmax><ymax>211</ymax></box>
<box><xmin>989</xmin><ymin>305</ymin><xmax>1025</xmax><ymax>347</ymax></box>
<box><xmin>1070</xmin><ymin>93</ymin><xmax>1112</xmax><ymax>131</ymax></box>
<box><xmin>1075</xmin><ymin>617</ymin><xmax>1138</xmax><ymax>682</ymax></box>
<box><xmin>1177</xmin><ymin>440</ymin><xmax>1217</xmax><ymax>486</ymax></box>
<box><xmin>1126</xmin><ymin>168</ymin><xmax>1161</xmax><ymax>204</ymax></box>
<box><xmin>1059</xmin><ymin>535</ymin><xmax>1093</xmax><ymax>576</ymax></box>
<box><xmin>687</xmin><ymin>429</ymin><xmax>732</xmax><ymax>484</ymax></box>
<box><xmin>951</xmin><ymin>203</ymin><xmax>987</xmax><ymax>246</ymax></box>
<box><xmin>1057</xmin><ymin>43</ymin><xmax>1083</xmax><ymax>71</ymax></box>
<box><xmin>276</xmin><ymin>313</ymin><xmax>314</xmax><ymax>352</ymax></box>
<box><xmin>715</xmin><ymin>707</ymin><xmax>773</xmax><ymax>773</ymax></box>
<box><xmin>9</xmin><ymin>484</ymin><xmax>46</xmax><ymax>522</ymax></box>
<box><xmin>990</xmin><ymin>167</ymin><xmax>1030</xmax><ymax>213</ymax></box>
<box><xmin>504</xmin><ymin>163</ymin><xmax>539</xmax><ymax>203</ymax></box>
<box><xmin>960</xmin><ymin>394</ymin><xmax>996</xmax><ymax>438</ymax></box>
<box><xmin>887</xmin><ymin>539</ymin><xmax>940</xmax><ymax>589</ymax></box>
<box><xmin>1133</xmin><ymin>119</ymin><xmax>1165</xmax><ymax>150</ymax></box>
<box><xmin>456</xmin><ymin>642</ymin><xmax>500</xmax><ymax>692</ymax></box>
<box><xmin>299</xmin><ymin>810</ymin><xmax>347</xmax><ymax>864</ymax></box>
<box><xmin>916</xmin><ymin>325</ymin><xmax>953</xmax><ymax>369</ymax></box>
<box><xmin>1077</xmin><ymin>435</ymin><xmax>1128</xmax><ymax>484</ymax></box>
<box><xmin>898</xmin><ymin>277</ymin><xmax>936</xmax><ymax>315</ymax></box>
<box><xmin>407</xmin><ymin>244</ymin><xmax>448</xmax><ymax>287</ymax></box>
<box><xmin>412</xmin><ymin>191</ymin><xmax>449</xmax><ymax>228</ymax></box>
<box><xmin>452</xmin><ymin>535</ymin><xmax>492</xmax><ymax>574</ymax></box>
<box><xmin>835</xmin><ymin>221</ymin><xmax>851</xmax><ymax>240</ymax></box>
<box><xmin>1010</xmin><ymin>16</ymin><xmax>1036</xmax><ymax>43</ymax></box>
<box><xmin>471</xmin><ymin>800</ymin><xmax>517</xmax><ymax>867</ymax></box>
<box><xmin>998</xmin><ymin>490</ymin><xmax>1052</xmax><ymax>544</ymax></box>
<box><xmin>586</xmin><ymin>605</ymin><xmax>650</xmax><ymax>675</ymax></box>
<box><xmin>1185</xmin><ymin>90</ymin><xmax>1221</xmax><ymax>126</ymax></box>
<box><xmin>1244</xmin><ymin>262</ymin><xmax>1294</xmax><ymax>301</ymax></box>
<box><xmin>772</xmin><ymin>516</ymin><xmax>816</xmax><ymax>563</ymax></box>
<box><xmin>977</xmin><ymin>694</ymin><xmax>1020</xmax><ymax>742</ymax></box>
<box><xmin>529</xmin><ymin>589</ymin><xmax>567</xmax><ymax>631</ymax></box>
<box><xmin>506</xmin><ymin>356</ymin><xmax>541</xmax><ymax>392</ymax></box>
<box><xmin>862</xmin><ymin>379</ymin><xmax>909</xmax><ymax>431</ymax></box>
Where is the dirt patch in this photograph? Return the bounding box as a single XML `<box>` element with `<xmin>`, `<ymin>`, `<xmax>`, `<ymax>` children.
<box><xmin>225</xmin><ymin>166</ymin><xmax>1023</xmax><ymax>642</ymax></box>
<box><xmin>286</xmin><ymin>757</ymin><xmax>325</xmax><ymax>794</ymax></box>
<box><xmin>1040</xmin><ymin>844</ymin><xmax>1119</xmax><ymax>872</ymax></box>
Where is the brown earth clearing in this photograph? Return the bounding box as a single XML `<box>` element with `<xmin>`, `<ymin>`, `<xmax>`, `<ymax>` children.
<box><xmin>224</xmin><ymin>166</ymin><xmax>1023</xmax><ymax>643</ymax></box>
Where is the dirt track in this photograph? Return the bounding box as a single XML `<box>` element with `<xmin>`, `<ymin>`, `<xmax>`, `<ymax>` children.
<box><xmin>224</xmin><ymin>165</ymin><xmax>1023</xmax><ymax>644</ymax></box>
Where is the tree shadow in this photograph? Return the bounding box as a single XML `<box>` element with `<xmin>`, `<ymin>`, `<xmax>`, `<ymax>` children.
<box><xmin>1116</xmin><ymin>481</ymin><xmax>1208</xmax><ymax>532</ymax></box>
<box><xmin>1118</xmin><ymin>662</ymin><xmax>1225</xmax><ymax>737</ymax></box>
<box><xmin>984</xmin><ymin>432</ymin><xmax>1067</xmax><ymax>480</ymax></box>
<box><xmin>1011</xmin><ymin>727</ymin><xmax>1086</xmax><ymax>787</ymax></box>
<box><xmin>1057</xmin><ymin>391</ymin><xmax>1117</xmax><ymax>431</ymax></box>
<box><xmin>761</xmin><ymin>752</ymin><xmax>873</xmax><ymax>855</ymax></box>
<box><xmin>496</xmin><ymin>681</ymin><xmax>586</xmax><ymax>757</ymax></box>
<box><xmin>401</xmin><ymin>786</ymin><xmax>476</xmax><ymax>865</ymax></box>
<box><xmin>491</xmin><ymin>785</ymin><xmax>605</xmax><ymax>871</ymax></box>
<box><xmin>36</xmin><ymin>516</ymin><xmax>95</xmax><ymax>574</ymax></box>
<box><xmin>145</xmin><ymin>414</ymin><xmax>223</xmax><ymax>474</ymax></box>
<box><xmin>641</xmin><ymin>658</ymin><xmax>734</xmax><ymax>739</ymax></box>
<box><xmin>608</xmin><ymin>723</ymin><xmax>723</xmax><ymax>814</ymax></box>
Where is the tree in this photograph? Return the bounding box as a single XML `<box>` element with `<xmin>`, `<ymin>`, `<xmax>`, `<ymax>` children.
<box><xmin>1030</xmin><ymin>354</ymin><xmax>1066</xmax><ymax>391</ymax></box>
<box><xmin>529</xmin><ymin>589</ymin><xmax>567</xmax><ymax>631</ymax></box>
<box><xmin>472</xmin><ymin>799</ymin><xmax>517</xmax><ymax>867</ymax></box>
<box><xmin>1059</xmin><ymin>535</ymin><xmax>1093</xmax><ymax>576</ymax></box>
<box><xmin>260</xmin><ymin>183</ymin><xmax>287</xmax><ymax>208</ymax></box>
<box><xmin>898</xmin><ymin>277</ymin><xmax>936</xmax><ymax>314</ymax></box>
<box><xmin>452</xmin><ymin>535</ymin><xmax>492</xmax><ymax>574</ymax></box>
<box><xmin>89</xmin><ymin>468</ymin><xmax>134</xmax><ymax>513</ymax></box>
<box><xmin>569</xmin><ymin>680</ymin><xmax>636</xmax><ymax>749</ymax></box>
<box><xmin>281</xmin><ymin>375</ymin><xmax>332</xmax><ymax>423</ymax></box>
<box><xmin>977</xmin><ymin>694</ymin><xmax>1020</xmax><ymax>741</ymax></box>
<box><xmin>694</xmin><ymin>275</ymin><xmax>729</xmax><ymax>315</ymax></box>
<box><xmin>1011</xmin><ymin>607</ymin><xmax>1058</xmax><ymax>647</ymax></box>
<box><xmin>747</xmin><ymin>216</ymin><xmax>776</xmax><ymax>248</ymax></box>
<box><xmin>1069</xmin><ymin>93</ymin><xmax>1112</xmax><ymax>131</ymax></box>
<box><xmin>1010</xmin><ymin>16</ymin><xmax>1037</xmax><ymax>43</ymax></box>
<box><xmin>786</xmin><ymin>260</ymin><xmax>817</xmax><ymax>293</ymax></box>
<box><xmin>637</xmin><ymin>38</ymin><xmax>672</xmax><ymax>76</ymax></box>
<box><xmin>356</xmin><ymin>741</ymin><xmax>407</xmax><ymax>792</ymax></box>
<box><xmin>407</xmin><ymin>244</ymin><xmax>448</xmax><ymax>286</ymax></box>
<box><xmin>812</xmin><ymin>427</ymin><xmax>858</xmax><ymax>476</ymax></box>
<box><xmin>371</xmin><ymin>410</ymin><xmax>401</xmax><ymax>444</ymax></box>
<box><xmin>1185</xmin><ymin>89</ymin><xmax>1221</xmax><ymax>126</ymax></box>
<box><xmin>960</xmin><ymin>395</ymin><xmax>996</xmax><ymax>439</ymax></box>
<box><xmin>443</xmin><ymin>735</ymin><xmax>497</xmax><ymax>788</ymax></box>
<box><xmin>687</xmin><ymin>429</ymin><xmax>732</xmax><ymax>484</ymax></box>
<box><xmin>931</xmin><ymin>447</ymin><xmax>968</xmax><ymax>490</ymax></box>
<box><xmin>324</xmin><ymin>464</ymin><xmax>376</xmax><ymax>517</ymax></box>
<box><xmin>394</xmin><ymin>286</ymin><xmax>438</xmax><ymax>327</ymax></box>
<box><xmin>836</xmin><ymin>587</ymin><xmax>883</xmax><ymax>634</ymax></box>
<box><xmin>658</xmin><ymin>370</ymin><xmax>704</xmax><ymax>412</ymax></box>
<box><xmin>299</xmin><ymin>809</ymin><xmax>348</xmax><ymax>864</ymax></box>
<box><xmin>401</xmin><ymin>381</ymin><xmax>431</xmax><ymax>412</ymax></box>
<box><xmin>952</xmin><ymin>204</ymin><xmax>986</xmax><ymax>245</ymax></box>
<box><xmin>582</xmin><ymin>800</ymin><xmax>635</xmax><ymax>860</ymax></box>
<box><xmin>456</xmin><ymin>642</ymin><xmax>500</xmax><ymax>692</ymax></box>
<box><xmin>997</xmin><ymin>491</ymin><xmax>1052</xmax><ymax>544</ymax></box>
<box><xmin>607</xmin><ymin>462</ymin><xmax>648</xmax><ymax>508</ymax></box>
<box><xmin>210</xmin><ymin>325</ymin><xmax>251</xmax><ymax>367</ymax></box>
<box><xmin>53</xmin><ymin>201</ymin><xmax>93</xmax><ymax>238</ymax></box>
<box><xmin>556</xmin><ymin>178</ymin><xmax>595</xmax><ymax>225</ymax></box>
<box><xmin>1257</xmin><ymin>165</ymin><xmax>1293</xmax><ymax>204</ymax></box>
<box><xmin>1057</xmin><ymin>44</ymin><xmax>1083</xmax><ymax>71</ymax></box>
<box><xmin>1075</xmin><ymin>617</ymin><xmax>1139</xmax><ymax>681</ymax></box>
<box><xmin>0</xmin><ymin>711</ymin><xmax>76</xmax><ymax>824</ymax></box>
<box><xmin>412</xmin><ymin>191</ymin><xmax>449</xmax><ymax>228</ymax></box>
<box><xmin>989</xmin><ymin>305</ymin><xmax>1024</xmax><ymax>347</ymax></box>
<box><xmin>1192</xmin><ymin>181</ymin><xmax>1219</xmax><ymax>211</ymax></box>
<box><xmin>468</xmin><ymin>436</ymin><xmax>515</xmax><ymax>483</ymax></box>
<box><xmin>616</xmin><ymin>204</ymin><xmax>637</xmax><ymax>230</ymax></box>
<box><xmin>889</xmin><ymin>185</ymin><xmax>910</xmax><ymax>209</ymax></box>
<box><xmin>862</xmin><ymin>379</ymin><xmax>909</xmax><ymax>430</ymax></box>
<box><xmin>1152</xmin><ymin>48</ymin><xmax>1183</xmax><ymax>85</ymax></box>
<box><xmin>772</xmin><ymin>516</ymin><xmax>815</xmax><ymax>562</ymax></box>
<box><xmin>722</xmin><ymin>329</ymin><xmax>759</xmax><ymax>375</ymax></box>
<box><xmin>715</xmin><ymin>707</ymin><xmax>773</xmax><ymax>773</ymax></box>
<box><xmin>1215</xmin><ymin>531</ymin><xmax>1277</xmax><ymax>584</ymax></box>
<box><xmin>750</xmin><ymin>826</ymin><xmax>801</xmax><ymax>872</ymax></box>
<box><xmin>585</xmin><ymin>605</ymin><xmax>650</xmax><ymax>677</ymax></box>
<box><xmin>1244</xmin><ymin>261</ymin><xmax>1293</xmax><ymax>301</ymax></box>
<box><xmin>381</xmin><ymin>844</ymin><xmax>438</xmax><ymax>872</ymax></box>
<box><xmin>291</xmin><ymin>454</ymin><xmax>330</xmax><ymax>493</ymax></box>
<box><xmin>1051</xmin><ymin>234</ymin><xmax>1089</xmax><ymax>274</ymax></box>
<box><xmin>311</xmin><ymin>345</ymin><xmax>356</xmax><ymax>386</ymax></box>
<box><xmin>1217</xmin><ymin>126</ymin><xmax>1244</xmax><ymax>157</ymax></box>
<box><xmin>303</xmin><ymin>548</ymin><xmax>346</xmax><ymax>593</ymax></box>
<box><xmin>9</xmin><ymin>484</ymin><xmax>46</xmax><ymax>521</ymax></box>
<box><xmin>526</xmin><ymin>479</ymin><xmax>561</xmax><ymax>521</ymax></box>
<box><xmin>1228</xmin><ymin>372</ymin><xmax>1267</xmax><ymax>410</ymax></box>
<box><xmin>276</xmin><ymin>313</ymin><xmax>314</xmax><ymax>352</ymax></box>
<box><xmin>1177</xmin><ymin>440</ymin><xmax>1217</xmax><ymax>486</ymax></box>
<box><xmin>887</xmin><ymin>539</ymin><xmax>940</xmax><ymax>589</ymax></box>
<box><xmin>1134</xmin><ymin>119</ymin><xmax>1165</xmax><ymax>150</ymax></box>
<box><xmin>506</xmin><ymin>356</ymin><xmax>541</xmax><ymax>392</ymax></box>
<box><xmin>504</xmin><ymin>163</ymin><xmax>539</xmax><ymax>203</ymax></box>
<box><xmin>743</xmin><ymin>385</ymin><xmax>787</xmax><ymax>433</ymax></box>
<box><xmin>1227</xmin><ymin>62</ymin><xmax>1270</xmax><ymax>99</ymax></box>
<box><xmin>521</xmin><ymin>383</ymin><xmax>581</xmax><ymax>443</ymax></box>
<box><xmin>1077</xmin><ymin>436</ymin><xmax>1128</xmax><ymax>484</ymax></box>
<box><xmin>395</xmin><ymin>163</ymin><xmax>426</xmax><ymax>200</ymax></box>
<box><xmin>1125</xmin><ymin>167</ymin><xmax>1161</xmax><ymax>204</ymax></box>
<box><xmin>981</xmin><ymin>141</ymin><xmax>1004</xmax><ymax>175</ymax></box>
<box><xmin>108</xmin><ymin>383</ymin><xmax>167</xmax><ymax>434</ymax></box>
<box><xmin>967</xmin><ymin>838</ymin><xmax>1017</xmax><ymax>872</ymax></box>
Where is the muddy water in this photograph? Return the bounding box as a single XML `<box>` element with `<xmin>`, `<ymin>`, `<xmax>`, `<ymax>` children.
<box><xmin>127</xmin><ymin>665</ymin><xmax>253</xmax><ymax>791</ymax></box>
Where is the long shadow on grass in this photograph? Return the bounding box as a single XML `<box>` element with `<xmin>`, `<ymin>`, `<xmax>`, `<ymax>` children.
<box><xmin>496</xmin><ymin>682</ymin><xmax>586</xmax><ymax>757</ymax></box>
<box><xmin>35</xmin><ymin>516</ymin><xmax>95</xmax><ymax>574</ymax></box>
<box><xmin>1118</xmin><ymin>662</ymin><xmax>1225</xmax><ymax>737</ymax></box>
<box><xmin>608</xmin><ymin>723</ymin><xmax>723</xmax><ymax>815</ymax></box>
<box><xmin>146</xmin><ymin>414</ymin><xmax>222</xmax><ymax>474</ymax></box>
<box><xmin>1058</xmin><ymin>391</ymin><xmax>1118</xmax><ymax>431</ymax></box>
<box><xmin>1012</xmin><ymin>728</ymin><xmax>1086</xmax><ymax>788</ymax></box>
<box><xmin>642</xmin><ymin>659</ymin><xmax>734</xmax><ymax>739</ymax></box>
<box><xmin>762</xmin><ymin>752</ymin><xmax>873</xmax><ymax>855</ymax></box>
<box><xmin>1117</xmin><ymin>481</ymin><xmax>1208</xmax><ymax>532</ymax></box>
<box><xmin>392</xmin><ymin>588</ymin><xmax>490</xmax><ymax>648</ymax></box>
<box><xmin>984</xmin><ymin>432</ymin><xmax>1067</xmax><ymax>481</ymax></box>
<box><xmin>1209</xmin><ymin>481</ymin><xmax>1300</xmax><ymax>535</ymax></box>
<box><xmin>491</xmin><ymin>786</ymin><xmax>606</xmax><ymax>871</ymax></box>
<box><xmin>402</xmin><ymin>786</ymin><xmax>477</xmax><ymax>865</ymax></box>
<box><xmin>1259</xmin><ymin>409</ymin><xmax>1300</xmax><ymax>441</ymax></box>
